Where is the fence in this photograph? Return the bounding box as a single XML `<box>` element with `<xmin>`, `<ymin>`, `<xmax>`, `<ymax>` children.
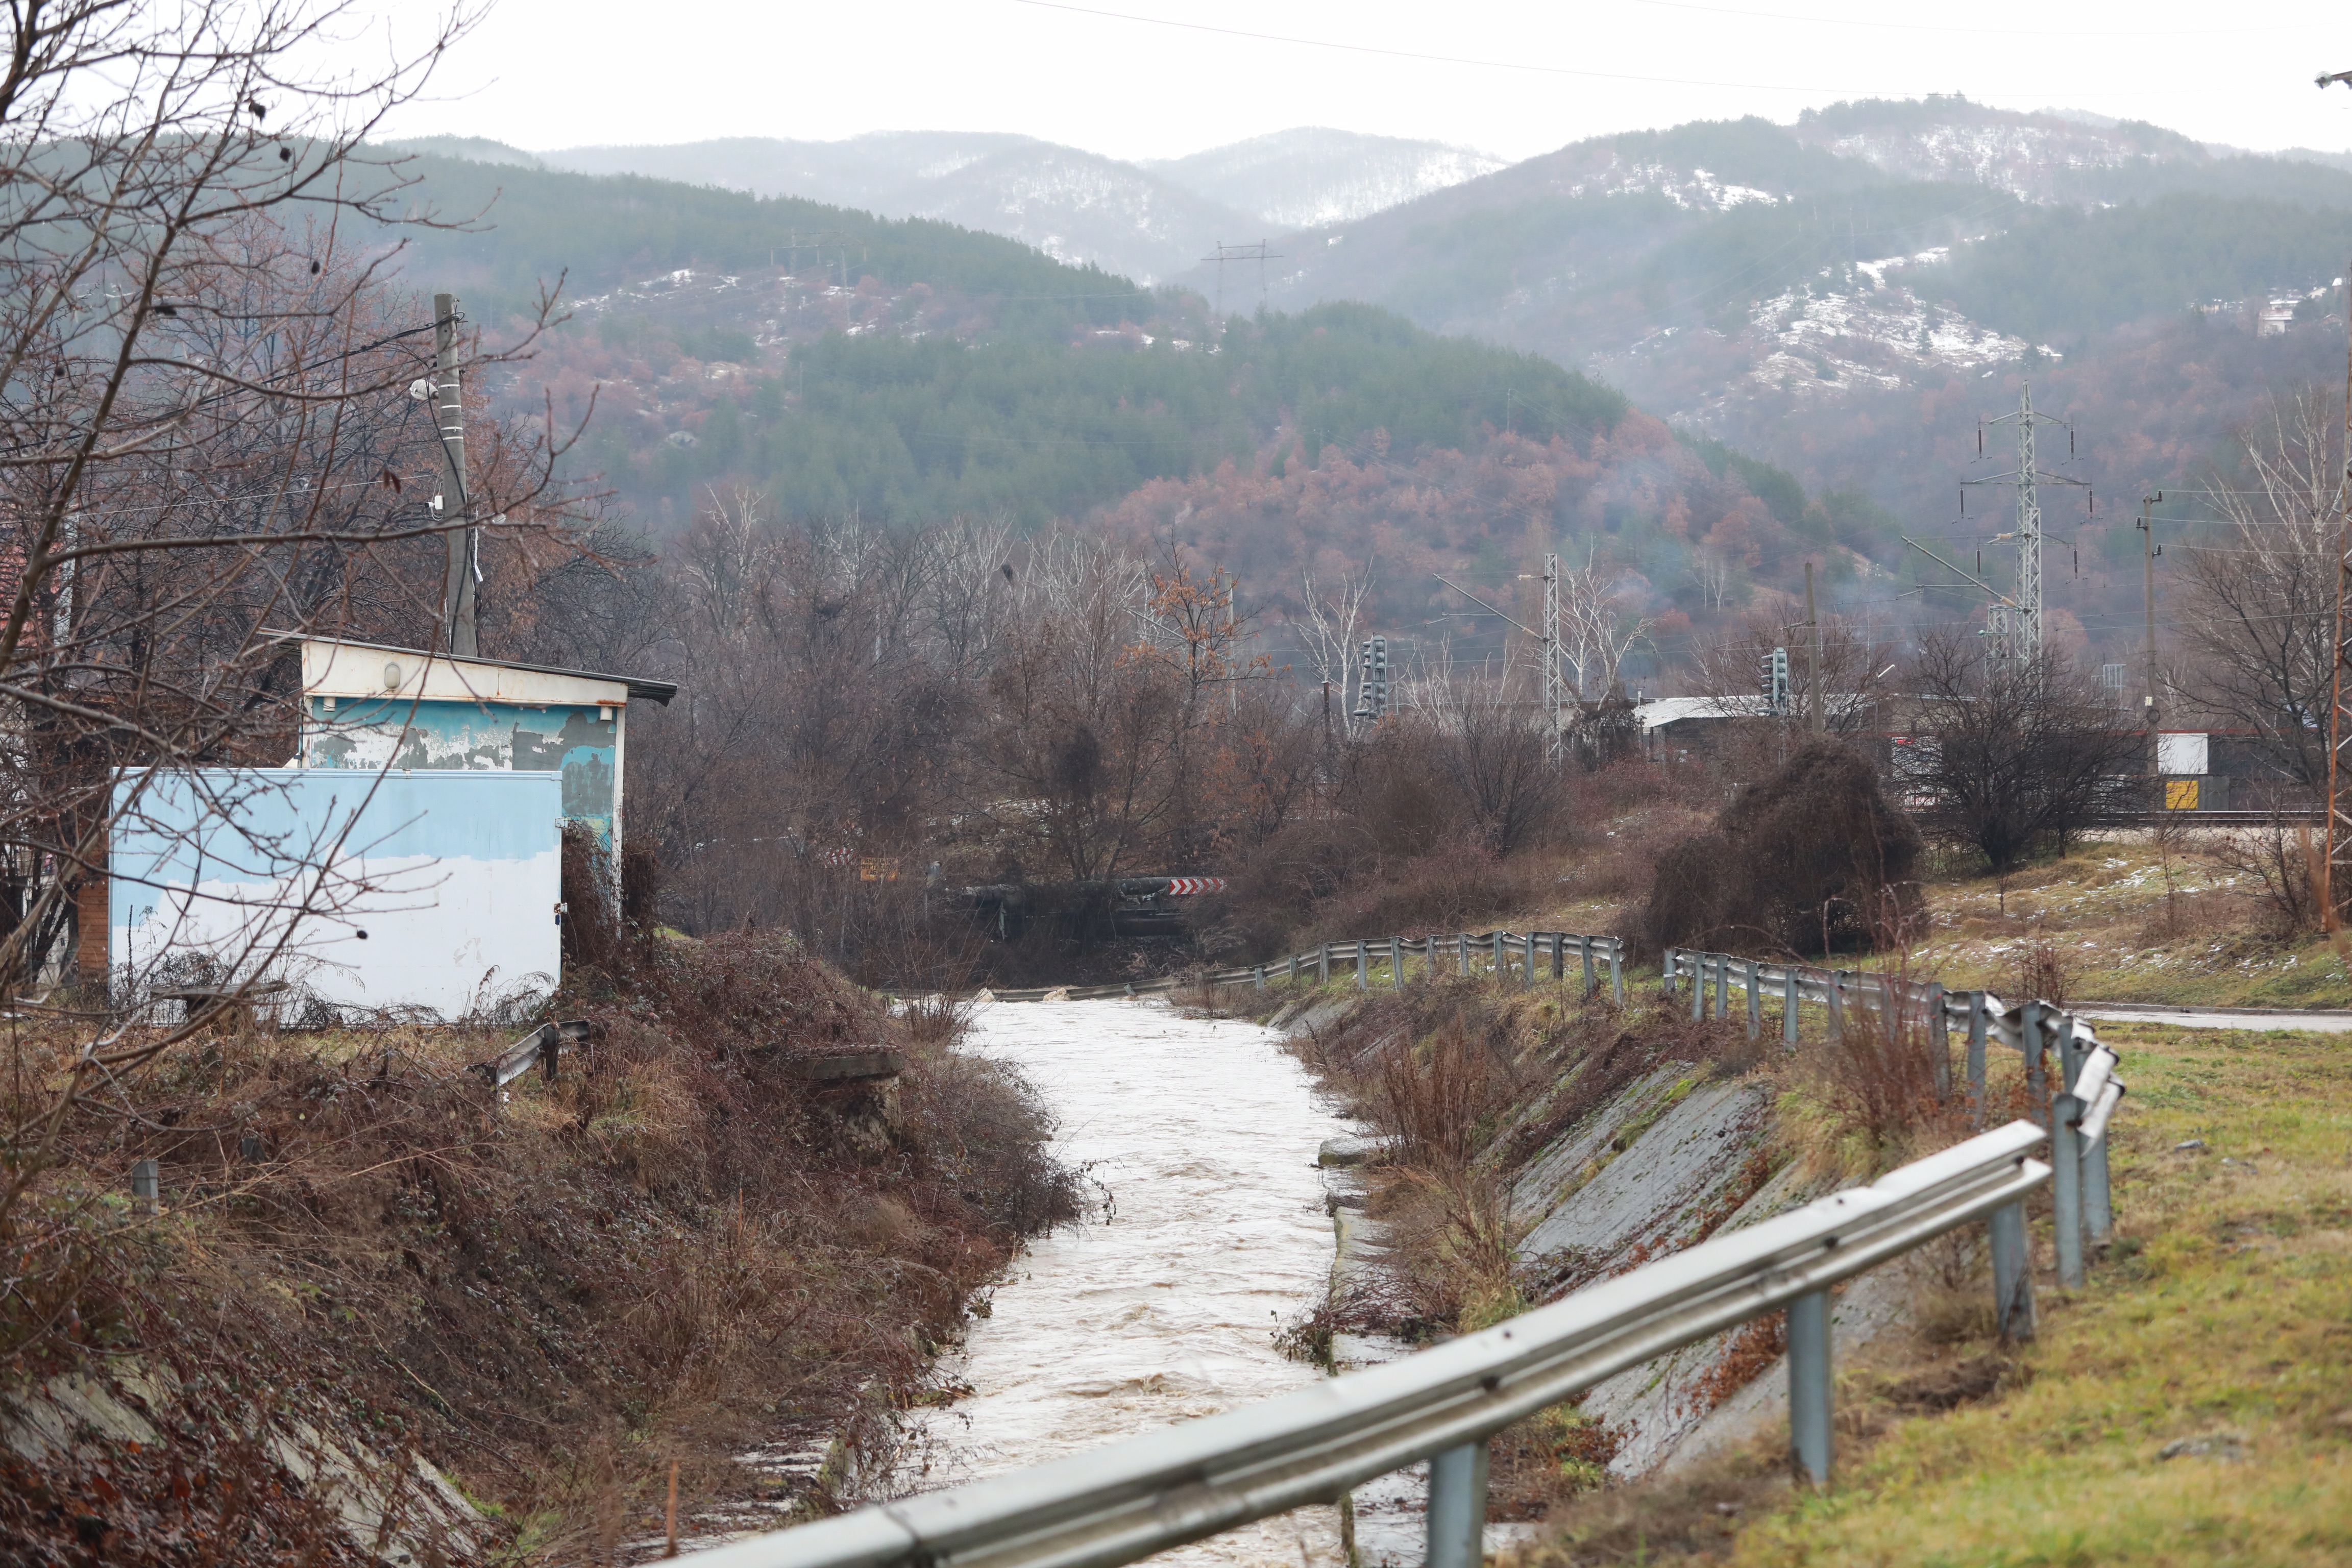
<box><xmin>1661</xmin><ymin>946</ymin><xmax>2121</xmax><ymax>1288</ymax></box>
<box><xmin>692</xmin><ymin>952</ymin><xmax>2128</xmax><ymax>1568</ymax></box>
<box><xmin>682</xmin><ymin>1111</ymin><xmax>2112</xmax><ymax>1568</ymax></box>
<box><xmin>981</xmin><ymin>930</ymin><xmax>1625</xmax><ymax>1006</ymax></box>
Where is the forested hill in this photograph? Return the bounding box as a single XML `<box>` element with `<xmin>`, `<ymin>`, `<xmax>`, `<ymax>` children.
<box><xmin>377</xmin><ymin>152</ymin><xmax>1152</xmax><ymax>337</ymax></box>
<box><xmin>380</xmin><ymin>149</ymin><xmax>1881</xmax><ymax>678</ymax></box>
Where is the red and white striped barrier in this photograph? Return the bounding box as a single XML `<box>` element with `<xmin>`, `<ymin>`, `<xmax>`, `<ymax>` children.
<box><xmin>1164</xmin><ymin>876</ymin><xmax>1226</xmax><ymax>895</ymax></box>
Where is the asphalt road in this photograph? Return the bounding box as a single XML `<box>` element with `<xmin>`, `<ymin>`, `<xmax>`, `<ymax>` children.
<box><xmin>2077</xmin><ymin>1003</ymin><xmax>2352</xmax><ymax>1033</ymax></box>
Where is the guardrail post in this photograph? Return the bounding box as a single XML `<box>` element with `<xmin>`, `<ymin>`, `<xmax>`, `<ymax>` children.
<box><xmin>2060</xmin><ymin>1018</ymin><xmax>2111</xmax><ymax>1245</ymax></box>
<box><xmin>1715</xmin><ymin>953</ymin><xmax>1730</xmax><ymax>1019</ymax></box>
<box><xmin>131</xmin><ymin>1158</ymin><xmax>159</xmax><ymax>1215</ymax></box>
<box><xmin>1389</xmin><ymin>937</ymin><xmax>1404</xmax><ymax>992</ymax></box>
<box><xmin>2021</xmin><ymin>1001</ymin><xmax>2046</xmax><ymax>1121</ymax></box>
<box><xmin>1254</xmin><ymin>965</ymin><xmax>1265</xmax><ymax>992</ymax></box>
<box><xmin>1355</xmin><ymin>941</ymin><xmax>1368</xmax><ymax>991</ymax></box>
<box><xmin>1782</xmin><ymin>966</ymin><xmax>1799</xmax><ymax>1047</ymax></box>
<box><xmin>1610</xmin><ymin>939</ymin><xmax>1623</xmax><ymax>1004</ymax></box>
<box><xmin>1458</xmin><ymin>932</ymin><xmax>1469</xmax><ymax>975</ymax></box>
<box><xmin>2084</xmin><ymin>1101</ymin><xmax>2114</xmax><ymax>1244</ymax></box>
<box><xmin>1787</xmin><ymin>1289</ymin><xmax>1832</xmax><ymax>1486</ymax></box>
<box><xmin>1490</xmin><ymin>930</ymin><xmax>1503</xmax><ymax>979</ymax></box>
<box><xmin>1827</xmin><ymin>970</ymin><xmax>1845</xmax><ymax>1043</ymax></box>
<box><xmin>1551</xmin><ymin>932</ymin><xmax>1564</xmax><ymax>983</ymax></box>
<box><xmin>1425</xmin><ymin>1440</ymin><xmax>1490</xmax><ymax>1568</ymax></box>
<box><xmin>2048</xmin><ymin>1011</ymin><xmax>2085</xmax><ymax>1288</ymax></box>
<box><xmin>1662</xmin><ymin>945</ymin><xmax>1677</xmax><ymax>1000</ymax></box>
<box><xmin>2052</xmin><ymin>1088</ymin><xmax>2085</xmax><ymax>1290</ymax></box>
<box><xmin>1746</xmin><ymin>960</ymin><xmax>1761</xmax><ymax>1041</ymax></box>
<box><xmin>1318</xmin><ymin>944</ymin><xmax>1330</xmax><ymax>986</ymax></box>
<box><xmin>1967</xmin><ymin>992</ymin><xmax>1988</xmax><ymax>1125</ymax></box>
<box><xmin>1991</xmin><ymin>1199</ymin><xmax>2037</xmax><ymax>1342</ymax></box>
<box><xmin>1927</xmin><ymin>981</ymin><xmax>1950</xmax><ymax>1097</ymax></box>
<box><xmin>1690</xmin><ymin>954</ymin><xmax>1705</xmax><ymax>1020</ymax></box>
<box><xmin>1581</xmin><ymin>937</ymin><xmax>1597</xmax><ymax>998</ymax></box>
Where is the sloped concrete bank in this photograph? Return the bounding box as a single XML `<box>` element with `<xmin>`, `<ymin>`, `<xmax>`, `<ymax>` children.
<box><xmin>1266</xmin><ymin>982</ymin><xmax>1937</xmax><ymax>1489</ymax></box>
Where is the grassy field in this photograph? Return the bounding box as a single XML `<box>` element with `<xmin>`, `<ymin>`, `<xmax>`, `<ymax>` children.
<box><xmin>1522</xmin><ymin>830</ymin><xmax>2352</xmax><ymax>1011</ymax></box>
<box><xmin>1519</xmin><ymin>1017</ymin><xmax>2352</xmax><ymax>1566</ymax></box>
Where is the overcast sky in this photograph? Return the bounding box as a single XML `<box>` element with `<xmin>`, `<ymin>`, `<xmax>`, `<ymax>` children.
<box><xmin>363</xmin><ymin>0</ymin><xmax>2352</xmax><ymax>163</ymax></box>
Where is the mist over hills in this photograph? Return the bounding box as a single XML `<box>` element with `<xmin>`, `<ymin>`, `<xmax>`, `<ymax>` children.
<box><xmin>1140</xmin><ymin>129</ymin><xmax>1504</xmax><ymax>230</ymax></box>
<box><xmin>403</xmin><ymin>127</ymin><xmax>1502</xmax><ymax>283</ymax></box>
<box><xmin>377</xmin><ymin>94</ymin><xmax>2352</xmax><ymax>677</ymax></box>
<box><xmin>1218</xmin><ymin>96</ymin><xmax>2352</xmax><ymax>536</ymax></box>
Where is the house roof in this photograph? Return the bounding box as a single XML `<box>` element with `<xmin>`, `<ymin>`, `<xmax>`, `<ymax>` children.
<box><xmin>262</xmin><ymin>631</ymin><xmax>677</xmax><ymax>705</ymax></box>
<box><xmin>1635</xmin><ymin>693</ymin><xmax>1872</xmax><ymax>733</ymax></box>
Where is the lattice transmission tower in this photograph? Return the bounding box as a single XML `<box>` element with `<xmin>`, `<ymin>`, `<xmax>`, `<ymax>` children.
<box><xmin>1200</xmin><ymin>240</ymin><xmax>1282</xmax><ymax>316</ymax></box>
<box><xmin>1963</xmin><ymin>384</ymin><xmax>2087</xmax><ymax>663</ymax></box>
<box><xmin>1544</xmin><ymin>552</ymin><xmax>1566</xmax><ymax>762</ymax></box>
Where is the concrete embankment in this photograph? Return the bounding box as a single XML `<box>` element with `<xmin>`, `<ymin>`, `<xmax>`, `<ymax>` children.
<box><xmin>1269</xmin><ymin>983</ymin><xmax>1931</xmax><ymax>1486</ymax></box>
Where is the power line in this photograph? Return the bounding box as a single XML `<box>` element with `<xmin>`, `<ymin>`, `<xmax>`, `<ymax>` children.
<box><xmin>1010</xmin><ymin>0</ymin><xmax>2158</xmax><ymax>101</ymax></box>
<box><xmin>1628</xmin><ymin>0</ymin><xmax>2239</xmax><ymax>36</ymax></box>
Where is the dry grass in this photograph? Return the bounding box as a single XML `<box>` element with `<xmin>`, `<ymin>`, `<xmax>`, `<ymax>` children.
<box><xmin>1500</xmin><ymin>1019</ymin><xmax>2352</xmax><ymax>1567</ymax></box>
<box><xmin>0</xmin><ymin>933</ymin><xmax>1078</xmax><ymax>1564</ymax></box>
<box><xmin>1718</xmin><ymin>1021</ymin><xmax>2352</xmax><ymax>1565</ymax></box>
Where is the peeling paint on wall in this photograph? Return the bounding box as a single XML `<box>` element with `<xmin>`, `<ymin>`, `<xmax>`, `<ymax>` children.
<box><xmin>304</xmin><ymin>698</ymin><xmax>618</xmax><ymax>842</ymax></box>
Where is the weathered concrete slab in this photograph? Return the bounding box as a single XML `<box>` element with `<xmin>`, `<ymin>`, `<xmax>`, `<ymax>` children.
<box><xmin>1516</xmin><ymin>1077</ymin><xmax>1772</xmax><ymax>1266</ymax></box>
<box><xmin>1507</xmin><ymin>1063</ymin><xmax>1693</xmax><ymax>1226</ymax></box>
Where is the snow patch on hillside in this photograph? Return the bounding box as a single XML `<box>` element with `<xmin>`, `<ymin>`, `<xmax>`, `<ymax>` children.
<box><xmin>1804</xmin><ymin>120</ymin><xmax>2170</xmax><ymax>204</ymax></box>
<box><xmin>1569</xmin><ymin>161</ymin><xmax>1783</xmax><ymax>211</ymax></box>
<box><xmin>1145</xmin><ymin>128</ymin><xmax>1504</xmax><ymax>229</ymax></box>
<box><xmin>1746</xmin><ymin>267</ymin><xmax>2033</xmax><ymax>397</ymax></box>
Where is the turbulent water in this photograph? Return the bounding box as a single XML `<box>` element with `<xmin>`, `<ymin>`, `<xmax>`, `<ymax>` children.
<box><xmin>909</xmin><ymin>998</ymin><xmax>1353</xmax><ymax>1568</ymax></box>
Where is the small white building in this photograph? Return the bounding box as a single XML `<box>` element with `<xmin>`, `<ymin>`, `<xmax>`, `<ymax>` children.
<box><xmin>274</xmin><ymin>633</ymin><xmax>676</xmax><ymax>853</ymax></box>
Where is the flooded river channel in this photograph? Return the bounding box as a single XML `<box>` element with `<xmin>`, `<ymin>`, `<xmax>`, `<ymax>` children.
<box><xmin>911</xmin><ymin>998</ymin><xmax>1352</xmax><ymax>1568</ymax></box>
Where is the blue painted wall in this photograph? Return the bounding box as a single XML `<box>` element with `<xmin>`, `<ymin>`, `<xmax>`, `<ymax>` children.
<box><xmin>111</xmin><ymin>768</ymin><xmax>564</xmax><ymax>1019</ymax></box>
<box><xmin>304</xmin><ymin>697</ymin><xmax>617</xmax><ymax>842</ymax></box>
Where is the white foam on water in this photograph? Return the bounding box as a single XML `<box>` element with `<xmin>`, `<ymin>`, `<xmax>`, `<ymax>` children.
<box><xmin>909</xmin><ymin>998</ymin><xmax>1352</xmax><ymax>1568</ymax></box>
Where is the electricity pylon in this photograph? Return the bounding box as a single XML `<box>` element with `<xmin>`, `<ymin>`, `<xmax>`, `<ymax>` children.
<box><xmin>1962</xmin><ymin>384</ymin><xmax>2087</xmax><ymax>663</ymax></box>
<box><xmin>1544</xmin><ymin>552</ymin><xmax>1566</xmax><ymax>763</ymax></box>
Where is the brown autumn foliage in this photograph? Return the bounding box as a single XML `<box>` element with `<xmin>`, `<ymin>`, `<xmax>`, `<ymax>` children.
<box><xmin>1637</xmin><ymin>738</ymin><xmax>1923</xmax><ymax>960</ymax></box>
<box><xmin>0</xmin><ymin>926</ymin><xmax>1077</xmax><ymax>1562</ymax></box>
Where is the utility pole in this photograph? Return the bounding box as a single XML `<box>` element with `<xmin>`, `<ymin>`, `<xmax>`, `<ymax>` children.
<box><xmin>1804</xmin><ymin>561</ymin><xmax>1824</xmax><ymax>733</ymax></box>
<box><xmin>2139</xmin><ymin>492</ymin><xmax>2162</xmax><ymax>736</ymax></box>
<box><xmin>1964</xmin><ymin>384</ymin><xmax>2086</xmax><ymax>664</ymax></box>
<box><xmin>432</xmin><ymin>292</ymin><xmax>476</xmax><ymax>657</ymax></box>
<box><xmin>2310</xmin><ymin>83</ymin><xmax>2348</xmax><ymax>924</ymax></box>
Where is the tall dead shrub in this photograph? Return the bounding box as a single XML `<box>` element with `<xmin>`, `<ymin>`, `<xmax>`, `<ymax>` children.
<box><xmin>2216</xmin><ymin>815</ymin><xmax>2325</xmax><ymax>937</ymax></box>
<box><xmin>1377</xmin><ymin>1014</ymin><xmax>1506</xmax><ymax>1175</ymax></box>
<box><xmin>1637</xmin><ymin>739</ymin><xmax>1922</xmax><ymax>958</ymax></box>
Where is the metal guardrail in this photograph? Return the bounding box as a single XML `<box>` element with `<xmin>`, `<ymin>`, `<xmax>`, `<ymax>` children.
<box><xmin>981</xmin><ymin>930</ymin><xmax>1626</xmax><ymax>1006</ymax></box>
<box><xmin>470</xmin><ymin>1019</ymin><xmax>589</xmax><ymax>1087</ymax></box>
<box><xmin>681</xmin><ymin>1111</ymin><xmax>2103</xmax><ymax>1568</ymax></box>
<box><xmin>698</xmin><ymin>942</ymin><xmax>2132</xmax><ymax>1568</ymax></box>
<box><xmin>1661</xmin><ymin>946</ymin><xmax>2121</xmax><ymax>1288</ymax></box>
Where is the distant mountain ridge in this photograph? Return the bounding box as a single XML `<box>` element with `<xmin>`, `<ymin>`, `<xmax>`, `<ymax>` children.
<box><xmin>1140</xmin><ymin>128</ymin><xmax>1503</xmax><ymax>229</ymax></box>
<box><xmin>504</xmin><ymin>127</ymin><xmax>1499</xmax><ymax>283</ymax></box>
<box><xmin>1194</xmin><ymin>97</ymin><xmax>2350</xmax><ymax>487</ymax></box>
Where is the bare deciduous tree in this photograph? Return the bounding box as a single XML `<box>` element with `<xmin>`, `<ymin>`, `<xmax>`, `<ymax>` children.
<box><xmin>0</xmin><ymin>0</ymin><xmax>594</xmax><ymax>1365</ymax></box>
<box><xmin>2173</xmin><ymin>387</ymin><xmax>2345</xmax><ymax>800</ymax></box>
<box><xmin>1906</xmin><ymin>633</ymin><xmax>2144</xmax><ymax>872</ymax></box>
